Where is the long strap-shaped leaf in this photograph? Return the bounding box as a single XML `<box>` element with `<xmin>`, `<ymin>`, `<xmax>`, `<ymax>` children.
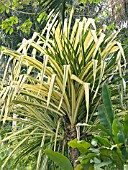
<box><xmin>58</xmin><ymin>65</ymin><xmax>70</xmax><ymax>110</ymax></box>
<box><xmin>92</xmin><ymin>60</ymin><xmax>106</xmax><ymax>102</ymax></box>
<box><xmin>83</xmin><ymin>83</ymin><xmax>90</xmax><ymax>123</ymax></box>
<box><xmin>102</xmin><ymin>84</ymin><xmax>114</xmax><ymax>124</ymax></box>
<box><xmin>47</xmin><ymin>74</ymin><xmax>56</xmax><ymax>107</ymax></box>
<box><xmin>36</xmin><ymin>131</ymin><xmax>46</xmax><ymax>170</ymax></box>
<box><xmin>98</xmin><ymin>84</ymin><xmax>114</xmax><ymax>135</ymax></box>
<box><xmin>98</xmin><ymin>105</ymin><xmax>112</xmax><ymax>135</ymax></box>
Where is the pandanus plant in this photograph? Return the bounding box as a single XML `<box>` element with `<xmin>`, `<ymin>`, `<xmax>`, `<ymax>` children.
<box><xmin>0</xmin><ymin>14</ymin><xmax>126</xmax><ymax>169</ymax></box>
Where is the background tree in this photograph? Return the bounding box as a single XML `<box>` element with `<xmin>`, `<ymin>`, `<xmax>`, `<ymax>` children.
<box><xmin>108</xmin><ymin>0</ymin><xmax>128</xmax><ymax>24</ymax></box>
<box><xmin>0</xmin><ymin>0</ymin><xmax>106</xmax><ymax>49</ymax></box>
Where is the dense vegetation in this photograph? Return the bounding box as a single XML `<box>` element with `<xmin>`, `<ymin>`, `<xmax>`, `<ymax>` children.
<box><xmin>0</xmin><ymin>0</ymin><xmax>128</xmax><ymax>170</ymax></box>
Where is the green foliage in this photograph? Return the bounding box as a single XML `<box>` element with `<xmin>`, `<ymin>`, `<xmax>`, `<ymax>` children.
<box><xmin>112</xmin><ymin>119</ymin><xmax>125</xmax><ymax>144</ymax></box>
<box><xmin>37</xmin><ymin>11</ymin><xmax>48</xmax><ymax>23</ymax></box>
<box><xmin>17</xmin><ymin>19</ymin><xmax>32</xmax><ymax>34</ymax></box>
<box><xmin>96</xmin><ymin>84</ymin><xmax>128</xmax><ymax>169</ymax></box>
<box><xmin>98</xmin><ymin>84</ymin><xmax>114</xmax><ymax>135</ymax></box>
<box><xmin>106</xmin><ymin>23</ymin><xmax>115</xmax><ymax>31</ymax></box>
<box><xmin>0</xmin><ymin>0</ymin><xmax>109</xmax><ymax>49</ymax></box>
<box><xmin>0</xmin><ymin>12</ymin><xmax>127</xmax><ymax>169</ymax></box>
<box><xmin>44</xmin><ymin>149</ymin><xmax>73</xmax><ymax>170</ymax></box>
<box><xmin>0</xmin><ymin>0</ymin><xmax>127</xmax><ymax>169</ymax></box>
<box><xmin>0</xmin><ymin>0</ymin><xmax>45</xmax><ymax>48</ymax></box>
<box><xmin>68</xmin><ymin>139</ymin><xmax>90</xmax><ymax>154</ymax></box>
<box><xmin>67</xmin><ymin>138</ymin><xmax>112</xmax><ymax>169</ymax></box>
<box><xmin>68</xmin><ymin>85</ymin><xmax>128</xmax><ymax>170</ymax></box>
<box><xmin>0</xmin><ymin>16</ymin><xmax>18</xmax><ymax>34</ymax></box>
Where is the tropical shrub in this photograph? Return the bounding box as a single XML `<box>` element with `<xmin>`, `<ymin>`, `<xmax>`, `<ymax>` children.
<box><xmin>71</xmin><ymin>85</ymin><xmax>128</xmax><ymax>170</ymax></box>
<box><xmin>44</xmin><ymin>85</ymin><xmax>128</xmax><ymax>170</ymax></box>
<box><xmin>0</xmin><ymin>14</ymin><xmax>126</xmax><ymax>169</ymax></box>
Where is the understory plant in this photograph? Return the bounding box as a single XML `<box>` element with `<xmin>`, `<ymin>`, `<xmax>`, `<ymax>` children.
<box><xmin>44</xmin><ymin>85</ymin><xmax>128</xmax><ymax>170</ymax></box>
<box><xmin>0</xmin><ymin>13</ymin><xmax>127</xmax><ymax>169</ymax></box>
<box><xmin>70</xmin><ymin>84</ymin><xmax>128</xmax><ymax>170</ymax></box>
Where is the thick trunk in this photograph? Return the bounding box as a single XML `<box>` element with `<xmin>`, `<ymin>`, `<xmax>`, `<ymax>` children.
<box><xmin>69</xmin><ymin>127</ymin><xmax>79</xmax><ymax>168</ymax></box>
<box><xmin>65</xmin><ymin>125</ymin><xmax>79</xmax><ymax>169</ymax></box>
<box><xmin>69</xmin><ymin>147</ymin><xmax>79</xmax><ymax>168</ymax></box>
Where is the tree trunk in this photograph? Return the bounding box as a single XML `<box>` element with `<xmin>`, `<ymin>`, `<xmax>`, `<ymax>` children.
<box><xmin>65</xmin><ymin>125</ymin><xmax>79</xmax><ymax>169</ymax></box>
<box><xmin>108</xmin><ymin>0</ymin><xmax>126</xmax><ymax>25</ymax></box>
<box><xmin>124</xmin><ymin>0</ymin><xmax>128</xmax><ymax>17</ymax></box>
<box><xmin>69</xmin><ymin>147</ymin><xmax>79</xmax><ymax>169</ymax></box>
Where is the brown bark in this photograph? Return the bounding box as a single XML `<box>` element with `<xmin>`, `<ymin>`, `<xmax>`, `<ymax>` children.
<box><xmin>70</xmin><ymin>147</ymin><xmax>79</xmax><ymax>168</ymax></box>
<box><xmin>64</xmin><ymin>125</ymin><xmax>79</xmax><ymax>169</ymax></box>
